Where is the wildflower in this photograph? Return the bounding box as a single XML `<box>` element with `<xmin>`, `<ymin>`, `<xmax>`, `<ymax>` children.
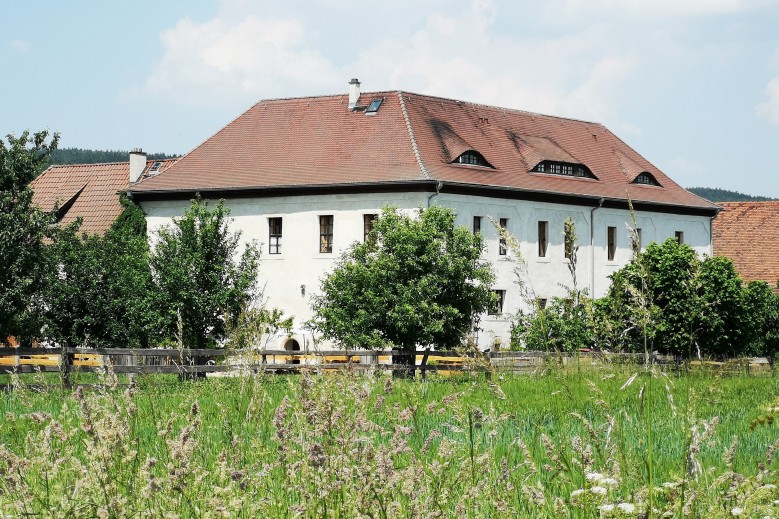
<box><xmin>571</xmin><ymin>489</ymin><xmax>585</xmax><ymax>498</ymax></box>
<box><xmin>599</xmin><ymin>504</ymin><xmax>615</xmax><ymax>513</ymax></box>
<box><xmin>617</xmin><ymin>503</ymin><xmax>636</xmax><ymax>514</ymax></box>
<box><xmin>591</xmin><ymin>486</ymin><xmax>608</xmax><ymax>495</ymax></box>
<box><xmin>731</xmin><ymin>507</ymin><xmax>744</xmax><ymax>516</ymax></box>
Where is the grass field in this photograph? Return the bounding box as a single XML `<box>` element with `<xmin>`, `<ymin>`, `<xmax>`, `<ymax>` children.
<box><xmin>0</xmin><ymin>367</ymin><xmax>777</xmax><ymax>517</ymax></box>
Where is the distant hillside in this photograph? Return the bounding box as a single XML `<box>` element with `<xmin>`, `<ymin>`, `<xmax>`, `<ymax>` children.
<box><xmin>687</xmin><ymin>187</ymin><xmax>776</xmax><ymax>203</ymax></box>
<box><xmin>48</xmin><ymin>148</ymin><xmax>179</xmax><ymax>166</ymax></box>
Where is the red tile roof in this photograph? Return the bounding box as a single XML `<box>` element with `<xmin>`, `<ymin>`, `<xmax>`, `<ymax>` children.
<box><xmin>713</xmin><ymin>202</ymin><xmax>779</xmax><ymax>286</ymax></box>
<box><xmin>32</xmin><ymin>159</ymin><xmax>176</xmax><ymax>235</ymax></box>
<box><xmin>129</xmin><ymin>91</ymin><xmax>717</xmax><ymax>214</ymax></box>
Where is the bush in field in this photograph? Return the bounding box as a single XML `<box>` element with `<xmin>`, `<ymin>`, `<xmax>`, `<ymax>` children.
<box><xmin>596</xmin><ymin>238</ymin><xmax>778</xmax><ymax>358</ymax></box>
<box><xmin>149</xmin><ymin>197</ymin><xmax>261</xmax><ymax>349</ymax></box>
<box><xmin>311</xmin><ymin>206</ymin><xmax>494</xmax><ymax>361</ymax></box>
<box><xmin>40</xmin><ymin>198</ymin><xmax>156</xmax><ymax>348</ymax></box>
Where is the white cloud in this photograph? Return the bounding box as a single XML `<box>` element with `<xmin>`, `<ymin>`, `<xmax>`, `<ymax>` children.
<box><xmin>557</xmin><ymin>0</ymin><xmax>776</xmax><ymax>17</ymax></box>
<box><xmin>757</xmin><ymin>77</ymin><xmax>779</xmax><ymax>125</ymax></box>
<box><xmin>144</xmin><ymin>15</ymin><xmax>339</xmax><ymax>106</ymax></box>
<box><xmin>10</xmin><ymin>39</ymin><xmax>30</xmax><ymax>52</ymax></box>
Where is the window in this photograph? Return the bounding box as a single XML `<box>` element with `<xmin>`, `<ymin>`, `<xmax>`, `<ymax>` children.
<box><xmin>498</xmin><ymin>218</ymin><xmax>508</xmax><ymax>256</ymax></box>
<box><xmin>489</xmin><ymin>290</ymin><xmax>506</xmax><ymax>315</ymax></box>
<box><xmin>532</xmin><ymin>161</ymin><xmax>596</xmax><ymax>179</ymax></box>
<box><xmin>538</xmin><ymin>221</ymin><xmax>548</xmax><ymax>257</ymax></box>
<box><xmin>538</xmin><ymin>298</ymin><xmax>548</xmax><ymax>310</ymax></box>
<box><xmin>632</xmin><ymin>228</ymin><xmax>642</xmax><ymax>254</ymax></box>
<box><xmin>149</xmin><ymin>161</ymin><xmax>163</xmax><ymax>174</ymax></box>
<box><xmin>363</xmin><ymin>214</ymin><xmax>377</xmax><ymax>242</ymax></box>
<box><xmin>564</xmin><ymin>224</ymin><xmax>575</xmax><ymax>259</ymax></box>
<box><xmin>633</xmin><ymin>172</ymin><xmax>661</xmax><ymax>186</ymax></box>
<box><xmin>365</xmin><ymin>98</ymin><xmax>383</xmax><ymax>114</ymax></box>
<box><xmin>319</xmin><ymin>215</ymin><xmax>333</xmax><ymax>253</ymax></box>
<box><xmin>607</xmin><ymin>226</ymin><xmax>617</xmax><ymax>261</ymax></box>
<box><xmin>453</xmin><ymin>150</ymin><xmax>493</xmax><ymax>168</ymax></box>
<box><xmin>268</xmin><ymin>217</ymin><xmax>282</xmax><ymax>254</ymax></box>
<box><xmin>473</xmin><ymin>216</ymin><xmax>482</xmax><ymax>234</ymax></box>
<box><xmin>675</xmin><ymin>231</ymin><xmax>684</xmax><ymax>244</ymax></box>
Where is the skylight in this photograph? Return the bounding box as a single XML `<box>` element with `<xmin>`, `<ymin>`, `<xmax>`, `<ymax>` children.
<box><xmin>365</xmin><ymin>98</ymin><xmax>383</xmax><ymax>115</ymax></box>
<box><xmin>532</xmin><ymin>160</ymin><xmax>596</xmax><ymax>179</ymax></box>
<box><xmin>149</xmin><ymin>161</ymin><xmax>163</xmax><ymax>174</ymax></box>
<box><xmin>633</xmin><ymin>172</ymin><xmax>661</xmax><ymax>186</ymax></box>
<box><xmin>453</xmin><ymin>150</ymin><xmax>493</xmax><ymax>168</ymax></box>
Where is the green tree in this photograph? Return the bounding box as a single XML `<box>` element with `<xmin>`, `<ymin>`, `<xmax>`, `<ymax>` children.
<box><xmin>0</xmin><ymin>130</ymin><xmax>58</xmax><ymax>344</ymax></box>
<box><xmin>149</xmin><ymin>198</ymin><xmax>260</xmax><ymax>349</ymax></box>
<box><xmin>310</xmin><ymin>206</ymin><xmax>495</xmax><ymax>370</ymax></box>
<box><xmin>40</xmin><ymin>198</ymin><xmax>156</xmax><ymax>348</ymax></box>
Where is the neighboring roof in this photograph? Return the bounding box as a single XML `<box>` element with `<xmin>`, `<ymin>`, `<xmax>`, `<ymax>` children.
<box><xmin>129</xmin><ymin>90</ymin><xmax>717</xmax><ymax>215</ymax></box>
<box><xmin>713</xmin><ymin>202</ymin><xmax>779</xmax><ymax>286</ymax></box>
<box><xmin>31</xmin><ymin>159</ymin><xmax>176</xmax><ymax>235</ymax></box>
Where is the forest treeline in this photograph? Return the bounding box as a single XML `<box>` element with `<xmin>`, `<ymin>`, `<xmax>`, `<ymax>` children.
<box><xmin>48</xmin><ymin>148</ymin><xmax>178</xmax><ymax>166</ymax></box>
<box><xmin>687</xmin><ymin>186</ymin><xmax>775</xmax><ymax>202</ymax></box>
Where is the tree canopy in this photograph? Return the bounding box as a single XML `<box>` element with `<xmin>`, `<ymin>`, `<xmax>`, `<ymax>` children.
<box><xmin>149</xmin><ymin>198</ymin><xmax>261</xmax><ymax>349</ymax></box>
<box><xmin>311</xmin><ymin>206</ymin><xmax>495</xmax><ymax>352</ymax></box>
<box><xmin>0</xmin><ymin>131</ymin><xmax>58</xmax><ymax>343</ymax></box>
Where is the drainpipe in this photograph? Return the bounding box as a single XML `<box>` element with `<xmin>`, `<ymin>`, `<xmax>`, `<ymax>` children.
<box><xmin>590</xmin><ymin>197</ymin><xmax>605</xmax><ymax>296</ymax></box>
<box><xmin>427</xmin><ymin>180</ymin><xmax>443</xmax><ymax>208</ymax></box>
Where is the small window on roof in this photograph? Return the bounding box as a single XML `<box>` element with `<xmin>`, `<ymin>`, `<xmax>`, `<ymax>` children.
<box><xmin>633</xmin><ymin>172</ymin><xmax>661</xmax><ymax>186</ymax></box>
<box><xmin>365</xmin><ymin>98</ymin><xmax>383</xmax><ymax>114</ymax></box>
<box><xmin>149</xmin><ymin>161</ymin><xmax>163</xmax><ymax>174</ymax></box>
<box><xmin>532</xmin><ymin>160</ymin><xmax>596</xmax><ymax>179</ymax></box>
<box><xmin>453</xmin><ymin>150</ymin><xmax>493</xmax><ymax>168</ymax></box>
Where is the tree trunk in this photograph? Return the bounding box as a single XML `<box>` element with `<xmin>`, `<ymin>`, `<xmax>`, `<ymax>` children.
<box><xmin>393</xmin><ymin>349</ymin><xmax>416</xmax><ymax>379</ymax></box>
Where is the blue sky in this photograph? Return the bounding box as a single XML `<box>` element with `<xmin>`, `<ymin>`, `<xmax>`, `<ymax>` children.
<box><xmin>3</xmin><ymin>0</ymin><xmax>779</xmax><ymax>196</ymax></box>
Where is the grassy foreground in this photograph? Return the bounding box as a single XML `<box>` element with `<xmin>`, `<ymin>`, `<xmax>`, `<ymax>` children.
<box><xmin>0</xmin><ymin>368</ymin><xmax>777</xmax><ymax>518</ymax></box>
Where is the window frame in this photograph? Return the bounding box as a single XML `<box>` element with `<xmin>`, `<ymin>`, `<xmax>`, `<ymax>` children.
<box><xmin>473</xmin><ymin>215</ymin><xmax>482</xmax><ymax>235</ymax></box>
<box><xmin>489</xmin><ymin>289</ymin><xmax>506</xmax><ymax>316</ymax></box>
<box><xmin>675</xmin><ymin>231</ymin><xmax>684</xmax><ymax>244</ymax></box>
<box><xmin>363</xmin><ymin>213</ymin><xmax>377</xmax><ymax>243</ymax></box>
<box><xmin>607</xmin><ymin>226</ymin><xmax>617</xmax><ymax>261</ymax></box>
<box><xmin>498</xmin><ymin>218</ymin><xmax>509</xmax><ymax>256</ymax></box>
<box><xmin>538</xmin><ymin>220</ymin><xmax>548</xmax><ymax>258</ymax></box>
<box><xmin>268</xmin><ymin>217</ymin><xmax>282</xmax><ymax>255</ymax></box>
<box><xmin>319</xmin><ymin>215</ymin><xmax>334</xmax><ymax>253</ymax></box>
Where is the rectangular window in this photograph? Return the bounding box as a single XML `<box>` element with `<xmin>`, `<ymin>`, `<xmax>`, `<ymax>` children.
<box><xmin>632</xmin><ymin>228</ymin><xmax>642</xmax><ymax>254</ymax></box>
<box><xmin>268</xmin><ymin>217</ymin><xmax>282</xmax><ymax>254</ymax></box>
<box><xmin>564</xmin><ymin>223</ymin><xmax>574</xmax><ymax>259</ymax></box>
<box><xmin>538</xmin><ymin>221</ymin><xmax>548</xmax><ymax>257</ymax></box>
<box><xmin>499</xmin><ymin>218</ymin><xmax>508</xmax><ymax>256</ymax></box>
<box><xmin>607</xmin><ymin>226</ymin><xmax>617</xmax><ymax>261</ymax></box>
<box><xmin>538</xmin><ymin>298</ymin><xmax>548</xmax><ymax>310</ymax></box>
<box><xmin>319</xmin><ymin>215</ymin><xmax>333</xmax><ymax>253</ymax></box>
<box><xmin>675</xmin><ymin>231</ymin><xmax>684</xmax><ymax>244</ymax></box>
<box><xmin>489</xmin><ymin>290</ymin><xmax>506</xmax><ymax>315</ymax></box>
<box><xmin>363</xmin><ymin>214</ymin><xmax>377</xmax><ymax>242</ymax></box>
<box><xmin>473</xmin><ymin>215</ymin><xmax>482</xmax><ymax>234</ymax></box>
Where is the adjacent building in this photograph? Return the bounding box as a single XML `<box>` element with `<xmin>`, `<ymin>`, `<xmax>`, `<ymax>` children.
<box><xmin>128</xmin><ymin>80</ymin><xmax>719</xmax><ymax>350</ymax></box>
<box><xmin>713</xmin><ymin>201</ymin><xmax>779</xmax><ymax>287</ymax></box>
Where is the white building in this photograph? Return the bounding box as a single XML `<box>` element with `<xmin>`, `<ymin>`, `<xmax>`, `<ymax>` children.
<box><xmin>129</xmin><ymin>80</ymin><xmax>718</xmax><ymax>350</ymax></box>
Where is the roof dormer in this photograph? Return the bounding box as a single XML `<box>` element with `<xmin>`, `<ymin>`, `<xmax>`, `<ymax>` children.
<box><xmin>632</xmin><ymin>171</ymin><xmax>662</xmax><ymax>187</ymax></box>
<box><xmin>531</xmin><ymin>160</ymin><xmax>596</xmax><ymax>179</ymax></box>
<box><xmin>452</xmin><ymin>150</ymin><xmax>493</xmax><ymax>168</ymax></box>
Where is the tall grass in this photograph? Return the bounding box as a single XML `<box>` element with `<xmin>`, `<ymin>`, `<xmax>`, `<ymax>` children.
<box><xmin>0</xmin><ymin>368</ymin><xmax>777</xmax><ymax>517</ymax></box>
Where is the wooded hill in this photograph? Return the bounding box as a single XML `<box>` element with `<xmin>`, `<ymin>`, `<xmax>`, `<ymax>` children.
<box><xmin>48</xmin><ymin>148</ymin><xmax>178</xmax><ymax>166</ymax></box>
<box><xmin>687</xmin><ymin>186</ymin><xmax>776</xmax><ymax>202</ymax></box>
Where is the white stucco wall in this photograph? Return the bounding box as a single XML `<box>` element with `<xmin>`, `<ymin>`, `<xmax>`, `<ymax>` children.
<box><xmin>141</xmin><ymin>191</ymin><xmax>712</xmax><ymax>351</ymax></box>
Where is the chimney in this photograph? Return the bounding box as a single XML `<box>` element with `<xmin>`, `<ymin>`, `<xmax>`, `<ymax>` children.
<box><xmin>348</xmin><ymin>78</ymin><xmax>361</xmax><ymax>110</ymax></box>
<box><xmin>129</xmin><ymin>148</ymin><xmax>147</xmax><ymax>184</ymax></box>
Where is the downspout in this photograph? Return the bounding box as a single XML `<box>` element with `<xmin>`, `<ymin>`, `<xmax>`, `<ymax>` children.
<box><xmin>709</xmin><ymin>206</ymin><xmax>722</xmax><ymax>257</ymax></box>
<box><xmin>427</xmin><ymin>180</ymin><xmax>443</xmax><ymax>208</ymax></box>
<box><xmin>590</xmin><ymin>197</ymin><xmax>605</xmax><ymax>296</ymax></box>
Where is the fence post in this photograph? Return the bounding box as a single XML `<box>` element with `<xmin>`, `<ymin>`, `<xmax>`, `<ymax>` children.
<box><xmin>420</xmin><ymin>348</ymin><xmax>430</xmax><ymax>381</ymax></box>
<box><xmin>61</xmin><ymin>344</ymin><xmax>72</xmax><ymax>389</ymax></box>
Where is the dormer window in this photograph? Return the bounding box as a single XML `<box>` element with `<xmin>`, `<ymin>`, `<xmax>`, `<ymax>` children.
<box><xmin>453</xmin><ymin>150</ymin><xmax>493</xmax><ymax>168</ymax></box>
<box><xmin>532</xmin><ymin>160</ymin><xmax>595</xmax><ymax>179</ymax></box>
<box><xmin>633</xmin><ymin>172</ymin><xmax>661</xmax><ymax>186</ymax></box>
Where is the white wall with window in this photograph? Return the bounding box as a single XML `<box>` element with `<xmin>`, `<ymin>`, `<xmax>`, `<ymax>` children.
<box><xmin>142</xmin><ymin>191</ymin><xmax>712</xmax><ymax>351</ymax></box>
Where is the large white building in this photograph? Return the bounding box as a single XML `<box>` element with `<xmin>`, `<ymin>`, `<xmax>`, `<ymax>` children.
<box><xmin>128</xmin><ymin>80</ymin><xmax>718</xmax><ymax>350</ymax></box>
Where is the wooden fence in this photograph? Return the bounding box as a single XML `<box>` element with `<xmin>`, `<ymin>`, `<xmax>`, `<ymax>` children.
<box><xmin>0</xmin><ymin>347</ymin><xmax>774</xmax><ymax>384</ymax></box>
